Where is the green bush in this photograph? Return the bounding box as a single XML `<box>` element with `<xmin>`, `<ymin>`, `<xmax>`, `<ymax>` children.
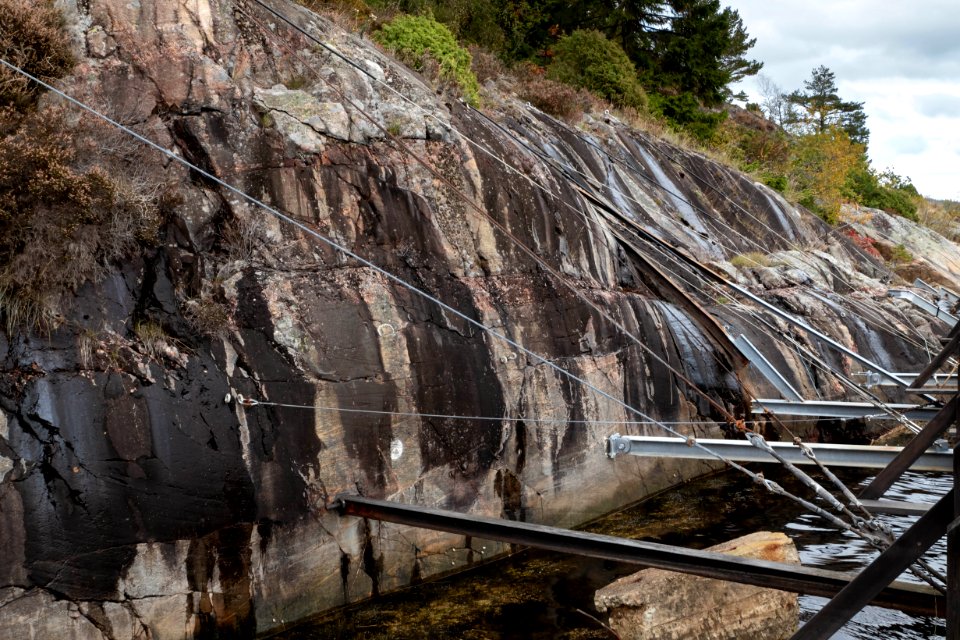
<box><xmin>375</xmin><ymin>14</ymin><xmax>481</xmax><ymax>106</ymax></box>
<box><xmin>546</xmin><ymin>29</ymin><xmax>647</xmax><ymax>112</ymax></box>
<box><xmin>0</xmin><ymin>0</ymin><xmax>74</xmax><ymax>111</ymax></box>
<box><xmin>649</xmin><ymin>91</ymin><xmax>725</xmax><ymax>142</ymax></box>
<box><xmin>844</xmin><ymin>163</ymin><xmax>919</xmax><ymax>221</ymax></box>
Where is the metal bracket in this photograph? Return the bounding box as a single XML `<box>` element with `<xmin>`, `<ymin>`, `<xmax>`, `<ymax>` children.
<box><xmin>607</xmin><ymin>433</ymin><xmax>632</xmax><ymax>458</ymax></box>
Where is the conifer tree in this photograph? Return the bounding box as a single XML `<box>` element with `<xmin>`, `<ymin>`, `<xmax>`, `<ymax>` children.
<box><xmin>786</xmin><ymin>65</ymin><xmax>869</xmax><ymax>146</ymax></box>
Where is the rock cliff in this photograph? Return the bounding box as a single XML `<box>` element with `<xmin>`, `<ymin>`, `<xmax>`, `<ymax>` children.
<box><xmin>0</xmin><ymin>0</ymin><xmax>956</xmax><ymax>637</ymax></box>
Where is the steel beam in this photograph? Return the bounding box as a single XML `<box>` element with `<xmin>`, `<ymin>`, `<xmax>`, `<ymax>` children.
<box><xmin>734</xmin><ymin>334</ymin><xmax>804</xmax><ymax>401</ymax></box>
<box><xmin>605</xmin><ymin>435</ymin><xmax>952</xmax><ymax>471</ymax></box>
<box><xmin>791</xmin><ymin>489</ymin><xmax>953</xmax><ymax>639</ymax></box>
<box><xmin>860</xmin><ymin>394</ymin><xmax>958</xmax><ymax>499</ymax></box>
<box><xmin>857</xmin><ymin>499</ymin><xmax>932</xmax><ymax>517</ymax></box>
<box><xmin>752</xmin><ymin>398</ymin><xmax>941</xmax><ymax>421</ymax></box>
<box><xmin>861</xmin><ymin>372</ymin><xmax>958</xmax><ymax>387</ymax></box>
<box><xmin>914</xmin><ymin>278</ymin><xmax>940</xmax><ymax>296</ymax></box>
<box><xmin>913</xmin><ymin>327</ymin><xmax>960</xmax><ymax>388</ymax></box>
<box><xmin>723</xmin><ymin>280</ymin><xmax>925</xmax><ymax>395</ymax></box>
<box><xmin>335</xmin><ymin>495</ymin><xmax>942</xmax><ymax>616</ymax></box>
<box><xmin>571</xmin><ymin>182</ymin><xmax>924</xmax><ymax>397</ymax></box>
<box><xmin>916</xmin><ymin>278</ymin><xmax>960</xmax><ymax>307</ymax></box>
<box><xmin>889</xmin><ymin>289</ymin><xmax>958</xmax><ymax>324</ymax></box>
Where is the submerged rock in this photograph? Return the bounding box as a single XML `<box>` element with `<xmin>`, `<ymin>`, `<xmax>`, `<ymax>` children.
<box><xmin>595</xmin><ymin>531</ymin><xmax>799</xmax><ymax>640</ymax></box>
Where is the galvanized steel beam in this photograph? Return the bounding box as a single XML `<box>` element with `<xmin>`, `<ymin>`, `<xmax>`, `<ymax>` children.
<box><xmin>734</xmin><ymin>334</ymin><xmax>803</xmax><ymax>401</ymax></box>
<box><xmin>752</xmin><ymin>398</ymin><xmax>940</xmax><ymax>421</ymax></box>
<box><xmin>604</xmin><ymin>435</ymin><xmax>951</xmax><ymax>471</ymax></box>
<box><xmin>889</xmin><ymin>289</ymin><xmax>958</xmax><ymax>324</ymax></box>
<box><xmin>860</xmin><ymin>372</ymin><xmax>958</xmax><ymax>387</ymax></box>
<box><xmin>857</xmin><ymin>499</ymin><xmax>932</xmax><ymax>517</ymax></box>
<box><xmin>334</xmin><ymin>495</ymin><xmax>943</xmax><ymax>617</ymax></box>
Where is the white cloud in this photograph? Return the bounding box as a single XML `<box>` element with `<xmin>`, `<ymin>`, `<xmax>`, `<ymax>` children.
<box><xmin>916</xmin><ymin>94</ymin><xmax>960</xmax><ymax>118</ymax></box>
<box><xmin>729</xmin><ymin>0</ymin><xmax>960</xmax><ymax>200</ymax></box>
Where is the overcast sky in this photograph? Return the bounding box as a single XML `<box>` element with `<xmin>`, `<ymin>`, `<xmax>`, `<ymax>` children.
<box><xmin>729</xmin><ymin>0</ymin><xmax>960</xmax><ymax>201</ymax></box>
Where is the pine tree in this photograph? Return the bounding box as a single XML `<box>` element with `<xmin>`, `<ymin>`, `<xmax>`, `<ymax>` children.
<box><xmin>786</xmin><ymin>65</ymin><xmax>869</xmax><ymax>146</ymax></box>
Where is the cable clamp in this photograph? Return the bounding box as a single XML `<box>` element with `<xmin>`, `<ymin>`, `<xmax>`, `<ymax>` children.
<box><xmin>236</xmin><ymin>394</ymin><xmax>260</xmax><ymax>407</ymax></box>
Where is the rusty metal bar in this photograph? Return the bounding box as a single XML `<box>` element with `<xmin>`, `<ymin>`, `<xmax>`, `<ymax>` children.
<box><xmin>790</xmin><ymin>488</ymin><xmax>953</xmax><ymax>639</ymax></box>
<box><xmin>859</xmin><ymin>394</ymin><xmax>957</xmax><ymax>500</ymax></box>
<box><xmin>334</xmin><ymin>495</ymin><xmax>942</xmax><ymax>616</ymax></box>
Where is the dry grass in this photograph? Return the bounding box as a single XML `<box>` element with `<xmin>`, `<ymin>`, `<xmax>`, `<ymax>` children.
<box><xmin>184</xmin><ymin>297</ymin><xmax>232</xmax><ymax>338</ymax></box>
<box><xmin>917</xmin><ymin>199</ymin><xmax>960</xmax><ymax>241</ymax></box>
<box><xmin>133</xmin><ymin>320</ymin><xmax>168</xmax><ymax>359</ymax></box>
<box><xmin>0</xmin><ymin>0</ymin><xmax>74</xmax><ymax>111</ymax></box>
<box><xmin>729</xmin><ymin>252</ymin><xmax>773</xmax><ymax>268</ymax></box>
<box><xmin>518</xmin><ymin>75</ymin><xmax>597</xmax><ymax>123</ymax></box>
<box><xmin>0</xmin><ymin>107</ymin><xmax>165</xmax><ymax>333</ymax></box>
<box><xmin>223</xmin><ymin>213</ymin><xmax>267</xmax><ymax>261</ymax></box>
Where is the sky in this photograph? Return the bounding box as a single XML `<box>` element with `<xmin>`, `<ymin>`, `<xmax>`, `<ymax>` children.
<box><xmin>728</xmin><ymin>0</ymin><xmax>960</xmax><ymax>201</ymax></box>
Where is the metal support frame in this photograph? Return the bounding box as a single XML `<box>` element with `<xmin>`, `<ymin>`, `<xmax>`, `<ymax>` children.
<box><xmin>605</xmin><ymin>435</ymin><xmax>951</xmax><ymax>471</ymax></box>
<box><xmin>752</xmin><ymin>398</ymin><xmax>940</xmax><ymax>421</ymax></box>
<box><xmin>796</xmin><ymin>320</ymin><xmax>960</xmax><ymax>638</ymax></box>
<box><xmin>724</xmin><ymin>280</ymin><xmax>927</xmax><ymax>394</ymax></box>
<box><xmin>916</xmin><ymin>278</ymin><xmax>960</xmax><ymax>307</ymax></box>
<box><xmin>861</xmin><ymin>372</ymin><xmax>958</xmax><ymax>387</ymax></box>
<box><xmin>791</xmin><ymin>489</ymin><xmax>954</xmax><ymax>639</ymax></box>
<box><xmin>334</xmin><ymin>495</ymin><xmax>942</xmax><ymax>616</ymax></box>
<box><xmin>574</xmin><ymin>184</ymin><xmax>926</xmax><ymax>396</ymax></box>
<box><xmin>857</xmin><ymin>499</ymin><xmax>931</xmax><ymax>517</ymax></box>
<box><xmin>860</xmin><ymin>395</ymin><xmax>957</xmax><ymax>499</ymax></box>
<box><xmin>889</xmin><ymin>289</ymin><xmax>959</xmax><ymax>325</ymax></box>
<box><xmin>734</xmin><ymin>334</ymin><xmax>803</xmax><ymax>401</ymax></box>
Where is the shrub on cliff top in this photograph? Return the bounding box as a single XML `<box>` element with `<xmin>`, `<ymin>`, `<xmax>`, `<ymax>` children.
<box><xmin>374</xmin><ymin>14</ymin><xmax>481</xmax><ymax>106</ymax></box>
<box><xmin>0</xmin><ymin>0</ymin><xmax>74</xmax><ymax>111</ymax></box>
<box><xmin>546</xmin><ymin>30</ymin><xmax>647</xmax><ymax>112</ymax></box>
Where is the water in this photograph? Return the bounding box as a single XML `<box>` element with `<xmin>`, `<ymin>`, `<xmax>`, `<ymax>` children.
<box><xmin>277</xmin><ymin>468</ymin><xmax>949</xmax><ymax>639</ymax></box>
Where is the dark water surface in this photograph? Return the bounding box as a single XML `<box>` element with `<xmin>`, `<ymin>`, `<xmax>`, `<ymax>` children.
<box><xmin>276</xmin><ymin>467</ymin><xmax>949</xmax><ymax>639</ymax></box>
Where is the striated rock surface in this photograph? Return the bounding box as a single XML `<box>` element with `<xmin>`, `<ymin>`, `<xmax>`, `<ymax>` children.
<box><xmin>0</xmin><ymin>0</ymin><xmax>954</xmax><ymax>637</ymax></box>
<box><xmin>595</xmin><ymin>531</ymin><xmax>800</xmax><ymax>640</ymax></box>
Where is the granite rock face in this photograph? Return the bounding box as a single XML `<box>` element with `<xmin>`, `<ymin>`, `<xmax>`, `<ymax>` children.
<box><xmin>0</xmin><ymin>0</ymin><xmax>953</xmax><ymax>637</ymax></box>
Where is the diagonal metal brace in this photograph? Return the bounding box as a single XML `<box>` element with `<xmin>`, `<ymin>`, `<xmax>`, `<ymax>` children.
<box><xmin>790</xmin><ymin>488</ymin><xmax>953</xmax><ymax>639</ymax></box>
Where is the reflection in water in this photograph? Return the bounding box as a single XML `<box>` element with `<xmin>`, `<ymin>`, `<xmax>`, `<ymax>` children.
<box><xmin>277</xmin><ymin>468</ymin><xmax>948</xmax><ymax>639</ymax></box>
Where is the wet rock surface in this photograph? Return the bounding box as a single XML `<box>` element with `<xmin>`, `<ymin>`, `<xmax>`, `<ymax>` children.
<box><xmin>0</xmin><ymin>0</ymin><xmax>955</xmax><ymax>637</ymax></box>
